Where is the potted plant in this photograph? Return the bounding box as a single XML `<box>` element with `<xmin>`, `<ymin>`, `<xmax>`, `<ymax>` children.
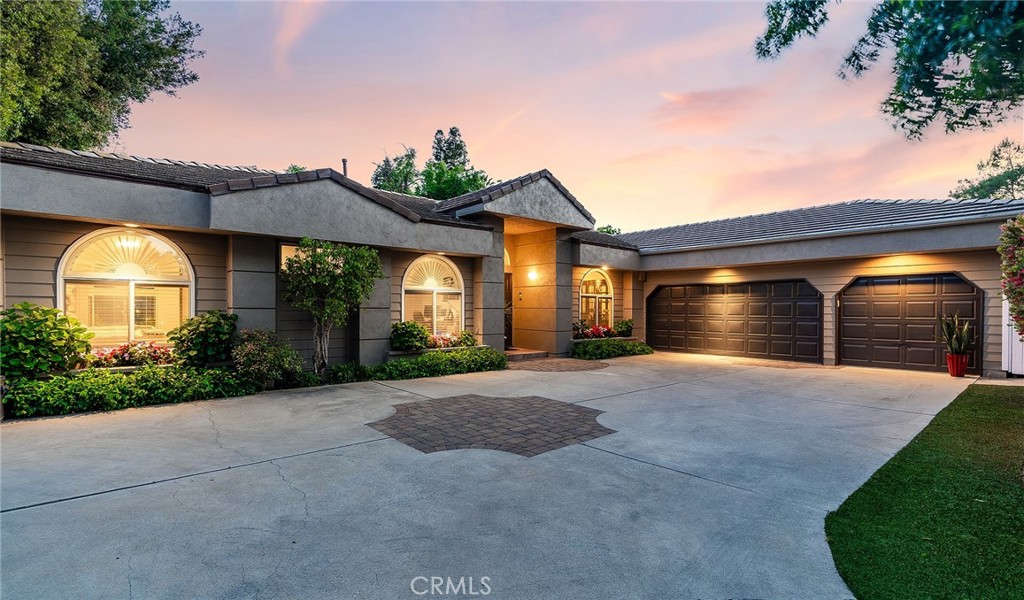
<box><xmin>938</xmin><ymin>313</ymin><xmax>974</xmax><ymax>377</ymax></box>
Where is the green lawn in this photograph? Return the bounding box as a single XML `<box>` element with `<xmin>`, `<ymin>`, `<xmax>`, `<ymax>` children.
<box><xmin>825</xmin><ymin>384</ymin><xmax>1024</xmax><ymax>600</ymax></box>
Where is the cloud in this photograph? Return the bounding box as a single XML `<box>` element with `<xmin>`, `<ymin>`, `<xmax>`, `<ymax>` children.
<box><xmin>655</xmin><ymin>85</ymin><xmax>773</xmax><ymax>135</ymax></box>
<box><xmin>273</xmin><ymin>0</ymin><xmax>331</xmax><ymax>75</ymax></box>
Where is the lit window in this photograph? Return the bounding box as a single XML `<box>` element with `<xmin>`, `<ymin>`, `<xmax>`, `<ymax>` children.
<box><xmin>60</xmin><ymin>228</ymin><xmax>193</xmax><ymax>347</ymax></box>
<box><xmin>280</xmin><ymin>243</ymin><xmax>299</xmax><ymax>269</ymax></box>
<box><xmin>579</xmin><ymin>269</ymin><xmax>613</xmax><ymax>328</ymax></box>
<box><xmin>402</xmin><ymin>255</ymin><xmax>464</xmax><ymax>335</ymax></box>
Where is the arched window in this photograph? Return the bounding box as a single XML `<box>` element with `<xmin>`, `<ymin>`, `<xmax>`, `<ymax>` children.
<box><xmin>402</xmin><ymin>255</ymin><xmax>464</xmax><ymax>335</ymax></box>
<box><xmin>59</xmin><ymin>228</ymin><xmax>194</xmax><ymax>347</ymax></box>
<box><xmin>580</xmin><ymin>269</ymin><xmax>613</xmax><ymax>328</ymax></box>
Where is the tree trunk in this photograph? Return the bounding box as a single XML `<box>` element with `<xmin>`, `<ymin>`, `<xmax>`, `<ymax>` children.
<box><xmin>312</xmin><ymin>319</ymin><xmax>333</xmax><ymax>377</ymax></box>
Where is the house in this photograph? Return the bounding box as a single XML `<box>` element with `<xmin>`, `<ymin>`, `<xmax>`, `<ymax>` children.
<box><xmin>2</xmin><ymin>141</ymin><xmax>1021</xmax><ymax>376</ymax></box>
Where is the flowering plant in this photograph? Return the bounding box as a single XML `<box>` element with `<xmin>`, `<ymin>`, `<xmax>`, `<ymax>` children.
<box><xmin>999</xmin><ymin>214</ymin><xmax>1024</xmax><ymax>339</ymax></box>
<box><xmin>91</xmin><ymin>342</ymin><xmax>174</xmax><ymax>367</ymax></box>
<box><xmin>427</xmin><ymin>334</ymin><xmax>458</xmax><ymax>349</ymax></box>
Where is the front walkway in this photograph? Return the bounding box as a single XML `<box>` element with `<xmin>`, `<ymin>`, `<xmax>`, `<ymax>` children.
<box><xmin>1</xmin><ymin>353</ymin><xmax>974</xmax><ymax>599</ymax></box>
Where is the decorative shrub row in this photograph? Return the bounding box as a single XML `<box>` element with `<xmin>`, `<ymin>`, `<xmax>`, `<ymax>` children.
<box><xmin>4</xmin><ymin>366</ymin><xmax>260</xmax><ymax>419</ymax></box>
<box><xmin>571</xmin><ymin>338</ymin><xmax>653</xmax><ymax>360</ymax></box>
<box><xmin>325</xmin><ymin>347</ymin><xmax>508</xmax><ymax>384</ymax></box>
<box><xmin>389</xmin><ymin>321</ymin><xmax>478</xmax><ymax>351</ymax></box>
<box><xmin>91</xmin><ymin>342</ymin><xmax>174</xmax><ymax>367</ymax></box>
<box><xmin>571</xmin><ymin>318</ymin><xmax>635</xmax><ymax>340</ymax></box>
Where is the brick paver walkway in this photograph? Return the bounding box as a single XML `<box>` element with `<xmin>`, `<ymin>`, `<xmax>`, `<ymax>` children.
<box><xmin>507</xmin><ymin>358</ymin><xmax>608</xmax><ymax>372</ymax></box>
<box><xmin>367</xmin><ymin>394</ymin><xmax>615</xmax><ymax>457</ymax></box>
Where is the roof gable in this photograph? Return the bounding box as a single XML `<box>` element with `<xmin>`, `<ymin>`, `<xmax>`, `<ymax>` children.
<box><xmin>437</xmin><ymin>169</ymin><xmax>596</xmax><ymax>226</ymax></box>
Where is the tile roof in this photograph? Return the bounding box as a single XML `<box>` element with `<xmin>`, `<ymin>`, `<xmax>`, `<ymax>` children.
<box><xmin>0</xmin><ymin>141</ymin><xmax>275</xmax><ymax>190</ymax></box>
<box><xmin>618</xmin><ymin>198</ymin><xmax>1024</xmax><ymax>254</ymax></box>
<box><xmin>436</xmin><ymin>169</ymin><xmax>596</xmax><ymax>223</ymax></box>
<box><xmin>571</xmin><ymin>229</ymin><xmax>638</xmax><ymax>250</ymax></box>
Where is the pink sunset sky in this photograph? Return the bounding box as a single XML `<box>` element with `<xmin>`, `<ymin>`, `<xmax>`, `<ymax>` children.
<box><xmin>112</xmin><ymin>1</ymin><xmax>1023</xmax><ymax>232</ymax></box>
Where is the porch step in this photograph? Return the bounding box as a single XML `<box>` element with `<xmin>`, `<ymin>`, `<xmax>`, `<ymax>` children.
<box><xmin>505</xmin><ymin>348</ymin><xmax>549</xmax><ymax>361</ymax></box>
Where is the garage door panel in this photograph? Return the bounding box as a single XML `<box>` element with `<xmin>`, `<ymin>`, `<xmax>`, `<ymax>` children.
<box><xmin>872</xmin><ymin>301</ymin><xmax>901</xmax><ymax>318</ymax></box>
<box><xmin>649</xmin><ymin>281</ymin><xmax>822</xmax><ymax>364</ymax></box>
<box><xmin>796</xmin><ymin>322</ymin><xmax>820</xmax><ymax>338</ymax></box>
<box><xmin>839</xmin><ymin>273</ymin><xmax>980</xmax><ymax>373</ymax></box>
<box><xmin>796</xmin><ymin>301</ymin><xmax>820</xmax><ymax>318</ymax></box>
<box><xmin>941</xmin><ymin>276</ymin><xmax>975</xmax><ymax>295</ymax></box>
<box><xmin>905</xmin><ymin>324</ymin><xmax>937</xmax><ymax>342</ymax></box>
<box><xmin>871</xmin><ymin>346</ymin><xmax>902</xmax><ymax>364</ymax></box>
<box><xmin>872</xmin><ymin>323</ymin><xmax>901</xmax><ymax>341</ymax></box>
<box><xmin>942</xmin><ymin>300</ymin><xmax>976</xmax><ymax>318</ymax></box>
<box><xmin>748</xmin><ymin>302</ymin><xmax>769</xmax><ymax>317</ymax></box>
<box><xmin>905</xmin><ymin>347</ymin><xmax>940</xmax><ymax>368</ymax></box>
<box><xmin>842</xmin><ymin>300</ymin><xmax>869</xmax><ymax>318</ymax></box>
<box><xmin>905</xmin><ymin>277</ymin><xmax>938</xmax><ymax>295</ymax></box>
<box><xmin>905</xmin><ymin>301</ymin><xmax>938</xmax><ymax>319</ymax></box>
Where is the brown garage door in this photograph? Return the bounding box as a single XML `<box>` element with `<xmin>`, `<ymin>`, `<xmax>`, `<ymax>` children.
<box><xmin>648</xmin><ymin>281</ymin><xmax>823</xmax><ymax>363</ymax></box>
<box><xmin>838</xmin><ymin>273</ymin><xmax>981</xmax><ymax>373</ymax></box>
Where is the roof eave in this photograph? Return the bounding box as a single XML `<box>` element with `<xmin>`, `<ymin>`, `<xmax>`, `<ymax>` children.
<box><xmin>634</xmin><ymin>213</ymin><xmax>1019</xmax><ymax>256</ymax></box>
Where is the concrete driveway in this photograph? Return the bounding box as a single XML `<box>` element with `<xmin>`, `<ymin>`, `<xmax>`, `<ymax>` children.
<box><xmin>1</xmin><ymin>353</ymin><xmax>974</xmax><ymax>599</ymax></box>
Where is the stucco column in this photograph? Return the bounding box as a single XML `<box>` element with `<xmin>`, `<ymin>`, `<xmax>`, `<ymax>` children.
<box><xmin>226</xmin><ymin>235</ymin><xmax>277</xmax><ymax>330</ymax></box>
<box><xmin>553</xmin><ymin>228</ymin><xmax>574</xmax><ymax>356</ymax></box>
<box><xmin>357</xmin><ymin>249</ymin><xmax>393</xmax><ymax>365</ymax></box>
<box><xmin>474</xmin><ymin>215</ymin><xmax>505</xmax><ymax>350</ymax></box>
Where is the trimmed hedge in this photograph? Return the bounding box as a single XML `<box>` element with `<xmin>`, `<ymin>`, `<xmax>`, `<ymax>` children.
<box><xmin>571</xmin><ymin>339</ymin><xmax>653</xmax><ymax>360</ymax></box>
<box><xmin>325</xmin><ymin>347</ymin><xmax>508</xmax><ymax>384</ymax></box>
<box><xmin>3</xmin><ymin>366</ymin><xmax>259</xmax><ymax>419</ymax></box>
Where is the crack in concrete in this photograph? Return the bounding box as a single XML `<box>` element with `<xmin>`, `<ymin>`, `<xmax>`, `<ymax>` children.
<box><xmin>270</xmin><ymin>460</ymin><xmax>313</xmax><ymax>523</ymax></box>
<box><xmin>205</xmin><ymin>407</ymin><xmax>254</xmax><ymax>462</ymax></box>
<box><xmin>126</xmin><ymin>555</ymin><xmax>135</xmax><ymax>600</ymax></box>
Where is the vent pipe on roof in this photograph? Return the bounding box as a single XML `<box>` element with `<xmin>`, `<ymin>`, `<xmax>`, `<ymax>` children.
<box><xmin>342</xmin><ymin>158</ymin><xmax>348</xmax><ymax>177</ymax></box>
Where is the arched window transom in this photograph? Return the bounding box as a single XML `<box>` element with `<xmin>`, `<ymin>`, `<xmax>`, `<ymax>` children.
<box><xmin>59</xmin><ymin>228</ymin><xmax>194</xmax><ymax>347</ymax></box>
<box><xmin>579</xmin><ymin>269</ymin><xmax>613</xmax><ymax>328</ymax></box>
<box><xmin>402</xmin><ymin>255</ymin><xmax>464</xmax><ymax>335</ymax></box>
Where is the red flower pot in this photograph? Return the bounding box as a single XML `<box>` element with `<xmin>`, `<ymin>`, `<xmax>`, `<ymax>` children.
<box><xmin>946</xmin><ymin>353</ymin><xmax>970</xmax><ymax>377</ymax></box>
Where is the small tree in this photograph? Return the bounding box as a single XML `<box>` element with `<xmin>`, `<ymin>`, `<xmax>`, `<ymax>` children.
<box><xmin>285</xmin><ymin>164</ymin><xmax>306</xmax><ymax>173</ymax></box>
<box><xmin>951</xmin><ymin>138</ymin><xmax>1024</xmax><ymax>200</ymax></box>
<box><xmin>280</xmin><ymin>238</ymin><xmax>385</xmax><ymax>376</ymax></box>
<box><xmin>596</xmin><ymin>225</ymin><xmax>622</xmax><ymax>235</ymax></box>
<box><xmin>999</xmin><ymin>214</ymin><xmax>1024</xmax><ymax>339</ymax></box>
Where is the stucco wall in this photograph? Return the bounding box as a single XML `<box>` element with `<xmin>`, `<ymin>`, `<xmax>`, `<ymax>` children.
<box><xmin>1</xmin><ymin>163</ymin><xmax>211</xmax><ymax>230</ymax></box>
<box><xmin>1</xmin><ymin>215</ymin><xmax>227</xmax><ymax>313</ymax></box>
<box><xmin>639</xmin><ymin>249</ymin><xmax>1004</xmax><ymax>375</ymax></box>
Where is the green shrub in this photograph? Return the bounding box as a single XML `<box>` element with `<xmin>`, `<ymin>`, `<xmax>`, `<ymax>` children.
<box><xmin>231</xmin><ymin>329</ymin><xmax>303</xmax><ymax>389</ymax></box>
<box><xmin>456</xmin><ymin>329</ymin><xmax>478</xmax><ymax>347</ymax></box>
<box><xmin>372</xmin><ymin>347</ymin><xmax>507</xmax><ymax>380</ymax></box>
<box><xmin>324</xmin><ymin>347</ymin><xmax>506</xmax><ymax>384</ymax></box>
<box><xmin>613</xmin><ymin>319</ymin><xmax>634</xmax><ymax>337</ymax></box>
<box><xmin>281</xmin><ymin>369</ymin><xmax>322</xmax><ymax>389</ymax></box>
<box><xmin>571</xmin><ymin>339</ymin><xmax>653</xmax><ymax>360</ymax></box>
<box><xmin>325</xmin><ymin>362</ymin><xmax>373</xmax><ymax>384</ymax></box>
<box><xmin>167</xmin><ymin>310</ymin><xmax>238</xmax><ymax>367</ymax></box>
<box><xmin>3</xmin><ymin>366</ymin><xmax>258</xmax><ymax>418</ymax></box>
<box><xmin>0</xmin><ymin>302</ymin><xmax>93</xmax><ymax>381</ymax></box>
<box><xmin>390</xmin><ymin>320</ymin><xmax>430</xmax><ymax>351</ymax></box>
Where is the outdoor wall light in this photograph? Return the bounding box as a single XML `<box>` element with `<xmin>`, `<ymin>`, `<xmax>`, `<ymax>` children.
<box><xmin>527</xmin><ymin>270</ymin><xmax>538</xmax><ymax>281</ymax></box>
<box><xmin>123</xmin><ymin>223</ymin><xmax>139</xmax><ymax>228</ymax></box>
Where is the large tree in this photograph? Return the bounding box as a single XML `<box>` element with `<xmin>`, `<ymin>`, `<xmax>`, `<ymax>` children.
<box><xmin>951</xmin><ymin>138</ymin><xmax>1024</xmax><ymax>200</ymax></box>
<box><xmin>755</xmin><ymin>1</ymin><xmax>1024</xmax><ymax>138</ymax></box>
<box><xmin>369</xmin><ymin>127</ymin><xmax>491</xmax><ymax>200</ymax></box>
<box><xmin>1</xmin><ymin>0</ymin><xmax>203</xmax><ymax>149</ymax></box>
<box><xmin>370</xmin><ymin>147</ymin><xmax>419</xmax><ymax>195</ymax></box>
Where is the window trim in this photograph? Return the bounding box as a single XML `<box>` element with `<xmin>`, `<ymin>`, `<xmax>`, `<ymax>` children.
<box><xmin>401</xmin><ymin>255</ymin><xmax>465</xmax><ymax>335</ymax></box>
<box><xmin>579</xmin><ymin>268</ymin><xmax>614</xmax><ymax>328</ymax></box>
<box><xmin>57</xmin><ymin>227</ymin><xmax>196</xmax><ymax>344</ymax></box>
